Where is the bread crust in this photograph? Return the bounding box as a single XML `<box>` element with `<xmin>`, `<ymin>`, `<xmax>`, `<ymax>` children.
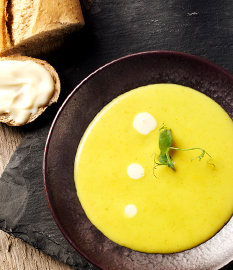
<box><xmin>0</xmin><ymin>56</ymin><xmax>61</xmax><ymax>126</ymax></box>
<box><xmin>0</xmin><ymin>0</ymin><xmax>12</xmax><ymax>52</ymax></box>
<box><xmin>1</xmin><ymin>0</ymin><xmax>85</xmax><ymax>56</ymax></box>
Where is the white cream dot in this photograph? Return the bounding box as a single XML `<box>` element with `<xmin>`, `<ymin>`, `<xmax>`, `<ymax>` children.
<box><xmin>127</xmin><ymin>163</ymin><xmax>144</xmax><ymax>179</ymax></box>
<box><xmin>133</xmin><ymin>112</ymin><xmax>157</xmax><ymax>135</ymax></box>
<box><xmin>124</xmin><ymin>204</ymin><xmax>137</xmax><ymax>218</ymax></box>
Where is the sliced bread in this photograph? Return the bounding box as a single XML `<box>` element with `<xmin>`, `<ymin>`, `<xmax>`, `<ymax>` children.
<box><xmin>0</xmin><ymin>55</ymin><xmax>60</xmax><ymax>126</ymax></box>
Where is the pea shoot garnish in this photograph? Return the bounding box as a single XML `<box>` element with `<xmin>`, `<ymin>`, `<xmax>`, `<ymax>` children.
<box><xmin>153</xmin><ymin>125</ymin><xmax>215</xmax><ymax>175</ymax></box>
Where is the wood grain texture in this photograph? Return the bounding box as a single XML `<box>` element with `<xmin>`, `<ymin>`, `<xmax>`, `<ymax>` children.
<box><xmin>0</xmin><ymin>123</ymin><xmax>23</xmax><ymax>173</ymax></box>
<box><xmin>0</xmin><ymin>123</ymin><xmax>73</xmax><ymax>270</ymax></box>
<box><xmin>0</xmin><ymin>230</ymin><xmax>74</xmax><ymax>270</ymax></box>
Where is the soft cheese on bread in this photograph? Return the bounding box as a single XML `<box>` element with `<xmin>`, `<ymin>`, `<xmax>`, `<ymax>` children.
<box><xmin>0</xmin><ymin>56</ymin><xmax>60</xmax><ymax>126</ymax></box>
<box><xmin>1</xmin><ymin>0</ymin><xmax>85</xmax><ymax>56</ymax></box>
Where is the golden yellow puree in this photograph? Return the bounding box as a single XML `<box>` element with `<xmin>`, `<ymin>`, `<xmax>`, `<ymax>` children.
<box><xmin>74</xmin><ymin>83</ymin><xmax>233</xmax><ymax>253</ymax></box>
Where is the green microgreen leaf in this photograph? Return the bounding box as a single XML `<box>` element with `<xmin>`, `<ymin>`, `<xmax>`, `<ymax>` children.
<box><xmin>159</xmin><ymin>126</ymin><xmax>173</xmax><ymax>156</ymax></box>
<box><xmin>153</xmin><ymin>125</ymin><xmax>215</xmax><ymax>176</ymax></box>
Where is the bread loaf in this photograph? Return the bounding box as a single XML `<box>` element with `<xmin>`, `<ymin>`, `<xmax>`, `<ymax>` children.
<box><xmin>0</xmin><ymin>0</ymin><xmax>85</xmax><ymax>56</ymax></box>
<box><xmin>0</xmin><ymin>56</ymin><xmax>60</xmax><ymax>126</ymax></box>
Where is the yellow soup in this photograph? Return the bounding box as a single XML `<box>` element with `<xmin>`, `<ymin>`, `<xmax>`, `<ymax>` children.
<box><xmin>74</xmin><ymin>83</ymin><xmax>233</xmax><ymax>253</ymax></box>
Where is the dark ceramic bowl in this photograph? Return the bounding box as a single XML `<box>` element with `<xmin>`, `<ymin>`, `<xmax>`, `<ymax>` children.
<box><xmin>43</xmin><ymin>51</ymin><xmax>233</xmax><ymax>270</ymax></box>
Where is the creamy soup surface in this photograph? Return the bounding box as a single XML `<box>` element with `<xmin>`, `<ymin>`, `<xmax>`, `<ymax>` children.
<box><xmin>74</xmin><ymin>84</ymin><xmax>233</xmax><ymax>253</ymax></box>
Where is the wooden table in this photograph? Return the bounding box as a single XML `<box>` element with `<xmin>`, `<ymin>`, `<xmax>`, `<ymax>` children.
<box><xmin>0</xmin><ymin>123</ymin><xmax>73</xmax><ymax>270</ymax></box>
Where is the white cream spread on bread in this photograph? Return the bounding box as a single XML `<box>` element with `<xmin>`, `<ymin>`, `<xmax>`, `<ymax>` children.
<box><xmin>0</xmin><ymin>60</ymin><xmax>54</xmax><ymax>124</ymax></box>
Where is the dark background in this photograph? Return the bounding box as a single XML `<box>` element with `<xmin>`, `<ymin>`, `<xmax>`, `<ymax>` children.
<box><xmin>1</xmin><ymin>0</ymin><xmax>233</xmax><ymax>269</ymax></box>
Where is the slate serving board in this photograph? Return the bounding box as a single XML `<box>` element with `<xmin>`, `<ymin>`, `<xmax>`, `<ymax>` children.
<box><xmin>1</xmin><ymin>0</ymin><xmax>233</xmax><ymax>269</ymax></box>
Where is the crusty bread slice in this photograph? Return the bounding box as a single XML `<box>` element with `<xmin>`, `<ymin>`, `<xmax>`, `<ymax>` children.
<box><xmin>0</xmin><ymin>55</ymin><xmax>61</xmax><ymax>126</ymax></box>
<box><xmin>0</xmin><ymin>0</ymin><xmax>11</xmax><ymax>52</ymax></box>
<box><xmin>1</xmin><ymin>0</ymin><xmax>85</xmax><ymax>56</ymax></box>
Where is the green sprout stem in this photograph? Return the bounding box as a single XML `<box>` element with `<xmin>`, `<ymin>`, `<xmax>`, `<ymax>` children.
<box><xmin>170</xmin><ymin>147</ymin><xmax>215</xmax><ymax>167</ymax></box>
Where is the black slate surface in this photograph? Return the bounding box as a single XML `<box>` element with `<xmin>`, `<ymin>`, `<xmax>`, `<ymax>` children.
<box><xmin>1</xmin><ymin>0</ymin><xmax>233</xmax><ymax>269</ymax></box>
